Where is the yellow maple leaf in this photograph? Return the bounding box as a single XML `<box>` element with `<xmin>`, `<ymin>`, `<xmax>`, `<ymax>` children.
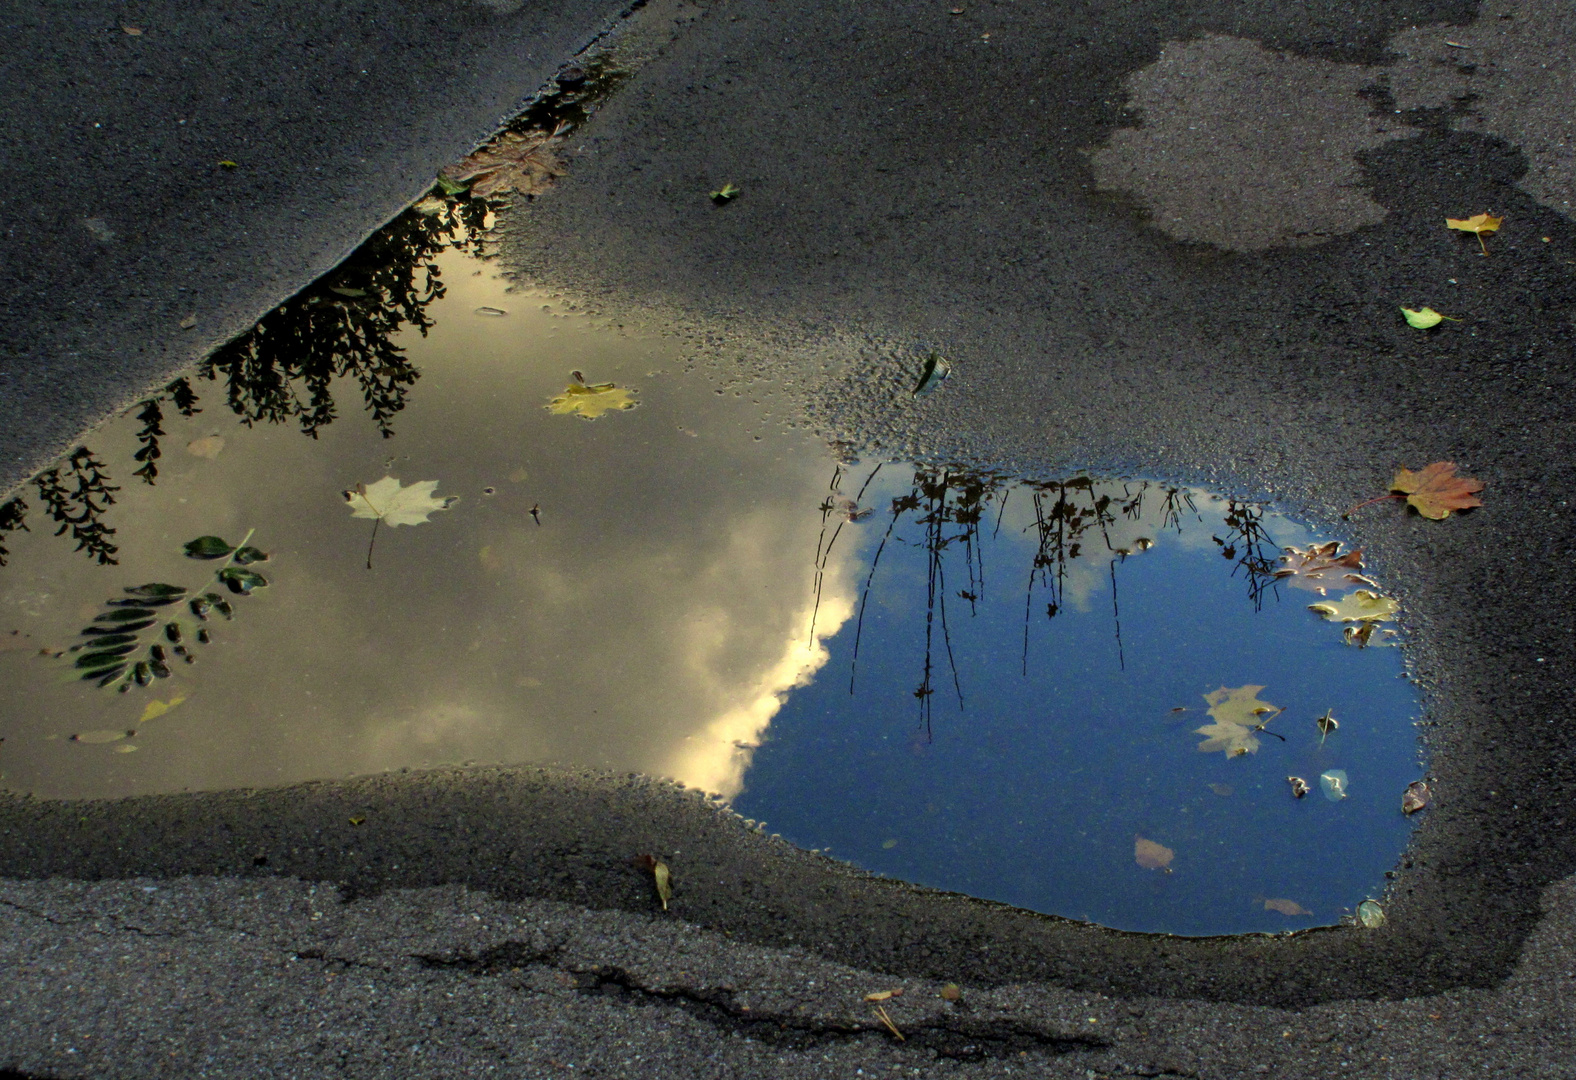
<box><xmin>546</xmin><ymin>382</ymin><xmax>637</xmax><ymax>420</ymax></box>
<box><xmin>1193</xmin><ymin>684</ymin><xmax>1281</xmax><ymax>757</ymax></box>
<box><xmin>1445</xmin><ymin>212</ymin><xmax>1503</xmax><ymax>255</ymax></box>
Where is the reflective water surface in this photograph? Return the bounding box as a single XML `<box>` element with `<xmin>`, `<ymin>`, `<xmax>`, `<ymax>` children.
<box><xmin>0</xmin><ymin>218</ymin><xmax>1423</xmax><ymax>937</ymax></box>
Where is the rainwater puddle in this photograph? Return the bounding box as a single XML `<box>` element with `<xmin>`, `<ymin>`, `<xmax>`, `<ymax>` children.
<box><xmin>0</xmin><ymin>212</ymin><xmax>1423</xmax><ymax>939</ymax></box>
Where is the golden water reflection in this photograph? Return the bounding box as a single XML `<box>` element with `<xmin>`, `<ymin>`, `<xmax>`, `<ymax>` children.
<box><xmin>0</xmin><ymin>256</ymin><xmax>854</xmax><ymax>799</ymax></box>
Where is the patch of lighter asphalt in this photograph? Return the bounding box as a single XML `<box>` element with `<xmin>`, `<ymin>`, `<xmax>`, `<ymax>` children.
<box><xmin>1389</xmin><ymin>0</ymin><xmax>1576</xmax><ymax>216</ymax></box>
<box><xmin>1088</xmin><ymin>35</ymin><xmax>1411</xmax><ymax>251</ymax></box>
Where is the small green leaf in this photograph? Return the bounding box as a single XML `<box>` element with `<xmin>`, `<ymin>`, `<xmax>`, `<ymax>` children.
<box><xmin>219</xmin><ymin>568</ymin><xmax>268</xmax><ymax>594</ymax></box>
<box><xmin>436</xmin><ymin>174</ymin><xmax>469</xmax><ymax>196</ymax></box>
<box><xmin>233</xmin><ymin>546</ymin><xmax>270</xmax><ymax>565</ymax></box>
<box><xmin>1400</xmin><ymin>306</ymin><xmax>1457</xmax><ymax>329</ymax></box>
<box><xmin>125</xmin><ymin>583</ymin><xmax>186</xmax><ymax>598</ymax></box>
<box><xmin>709</xmin><ymin>182</ymin><xmax>740</xmax><ymax>202</ymax></box>
<box><xmin>184</xmin><ymin>536</ymin><xmax>234</xmax><ymax>559</ymax></box>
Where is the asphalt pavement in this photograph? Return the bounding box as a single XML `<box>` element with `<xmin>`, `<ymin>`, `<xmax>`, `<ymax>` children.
<box><xmin>3</xmin><ymin>0</ymin><xmax>1576</xmax><ymax>1076</ymax></box>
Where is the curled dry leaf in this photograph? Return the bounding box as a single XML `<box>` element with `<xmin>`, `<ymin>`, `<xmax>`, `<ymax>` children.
<box><xmin>864</xmin><ymin>989</ymin><xmax>904</xmax><ymax>1002</ymax></box>
<box><xmin>1134</xmin><ymin>835</ymin><xmax>1174</xmax><ymax>871</ymax></box>
<box><xmin>1264</xmin><ymin>897</ymin><xmax>1312</xmax><ymax>916</ymax></box>
<box><xmin>1445</xmin><ymin>212</ymin><xmax>1503</xmax><ymax>255</ymax></box>
<box><xmin>1273</xmin><ymin>541</ymin><xmax>1372</xmax><ymax>595</ymax></box>
<box><xmin>1391</xmin><ymin>462</ymin><xmax>1484</xmax><ymax>520</ymax></box>
<box><xmin>1403</xmin><ymin>780</ymin><xmax>1431</xmax><ymax>815</ymax></box>
<box><xmin>636</xmin><ymin>853</ymin><xmax>673</xmax><ymax>910</ymax></box>
<box><xmin>939</xmin><ymin>983</ymin><xmax>962</xmax><ymax>1002</ymax></box>
<box><xmin>441</xmin><ymin>126</ymin><xmax>568</xmax><ymax>200</ymax></box>
<box><xmin>1320</xmin><ymin>769</ymin><xmax>1349</xmax><ymax>801</ymax></box>
<box><xmin>1287</xmin><ymin>776</ymin><xmax>1310</xmax><ymax>799</ymax></box>
<box><xmin>1357</xmin><ymin>899</ymin><xmax>1386</xmax><ymax>928</ymax></box>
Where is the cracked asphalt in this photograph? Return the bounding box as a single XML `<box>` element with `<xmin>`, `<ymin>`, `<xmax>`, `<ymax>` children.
<box><xmin>4</xmin><ymin>0</ymin><xmax>1576</xmax><ymax>1076</ymax></box>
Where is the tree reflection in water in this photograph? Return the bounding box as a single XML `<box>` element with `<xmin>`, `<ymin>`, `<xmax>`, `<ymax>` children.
<box><xmin>824</xmin><ymin>465</ymin><xmax>1281</xmax><ymax>739</ymax></box>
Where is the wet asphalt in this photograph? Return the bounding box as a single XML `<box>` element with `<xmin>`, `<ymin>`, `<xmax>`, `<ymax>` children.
<box><xmin>3</xmin><ymin>0</ymin><xmax>1576</xmax><ymax>1077</ymax></box>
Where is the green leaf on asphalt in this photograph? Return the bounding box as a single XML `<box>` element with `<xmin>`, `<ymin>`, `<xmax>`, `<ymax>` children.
<box><xmin>1400</xmin><ymin>306</ymin><xmax>1455</xmax><ymax>329</ymax></box>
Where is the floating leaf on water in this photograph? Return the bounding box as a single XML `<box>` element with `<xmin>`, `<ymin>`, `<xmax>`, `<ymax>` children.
<box><xmin>1344</xmin><ymin>621</ymin><xmax>1379</xmax><ymax>647</ymax></box>
<box><xmin>1391</xmin><ymin>462</ymin><xmax>1484</xmax><ymax>520</ymax></box>
<box><xmin>412</xmin><ymin>195</ymin><xmax>448</xmax><ymax>215</ymax></box>
<box><xmin>94</xmin><ymin>608</ymin><xmax>155</xmax><ymax>623</ymax></box>
<box><xmin>546</xmin><ymin>382</ymin><xmax>637</xmax><ymax>420</ymax></box>
<box><xmin>75</xmin><ymin>633</ymin><xmax>137</xmax><ymax>650</ymax></box>
<box><xmin>1193</xmin><ymin>684</ymin><xmax>1282</xmax><ymax>757</ymax></box>
<box><xmin>882</xmin><ymin>838</ymin><xmax>899</xmax><ymax>849</ymax></box>
<box><xmin>1264</xmin><ymin>897</ymin><xmax>1311</xmax><ymax>916</ymax></box>
<box><xmin>85</xmin><ymin>619</ymin><xmax>154</xmax><ymax>635</ymax></box>
<box><xmin>1309</xmin><ymin>590</ymin><xmax>1397</xmax><ymax>624</ymax></box>
<box><xmin>113</xmin><ymin>744</ymin><xmax>139</xmax><ymax>753</ymax></box>
<box><xmin>71</xmin><ymin>729</ymin><xmax>132</xmax><ymax>744</ymax></box>
<box><xmin>1315</xmin><ymin>709</ymin><xmax>1339</xmax><ymax>745</ymax></box>
<box><xmin>188</xmin><ymin>595</ymin><xmax>212</xmax><ymax>621</ymax></box>
<box><xmin>1287</xmin><ymin>776</ymin><xmax>1310</xmax><ymax>799</ymax></box>
<box><xmin>1273</xmin><ymin>542</ymin><xmax>1372</xmax><ymax>594</ymax></box>
<box><xmin>1402</xmin><ymin>780</ymin><xmax>1431</xmax><ymax>815</ymax></box>
<box><xmin>443</xmin><ymin>127</ymin><xmax>568</xmax><ymax>200</ymax></box>
<box><xmin>435</xmin><ymin>174</ymin><xmax>469</xmax><ymax>196</ymax></box>
<box><xmin>89</xmin><ymin>664</ymin><xmax>127</xmax><ymax>686</ymax></box>
<box><xmin>139</xmin><ymin>694</ymin><xmax>187</xmax><ymax>723</ymax></box>
<box><xmin>233</xmin><ymin>546</ymin><xmax>269</xmax><ymax>565</ymax></box>
<box><xmin>1209</xmin><ymin>783</ymin><xmax>1233</xmax><ymax>797</ymax></box>
<box><xmin>74</xmin><ymin>645</ymin><xmax>137</xmax><ymax>668</ymax></box>
<box><xmin>1320</xmin><ymin>769</ymin><xmax>1349</xmax><ymax>801</ymax></box>
<box><xmin>474</xmin><ymin>306</ymin><xmax>508</xmax><ymax>317</ymax></box>
<box><xmin>1356</xmin><ymin>899</ymin><xmax>1386</xmax><ymax>928</ymax></box>
<box><xmin>184</xmin><ymin>536</ymin><xmax>234</xmax><ymax>560</ymax></box>
<box><xmin>344</xmin><ymin>477</ymin><xmax>460</xmax><ymax>526</ymax></box>
<box><xmin>911</xmin><ymin>352</ymin><xmax>952</xmax><ymax>397</ymax></box>
<box><xmin>1134</xmin><ymin>835</ymin><xmax>1174</xmax><ymax>871</ymax></box>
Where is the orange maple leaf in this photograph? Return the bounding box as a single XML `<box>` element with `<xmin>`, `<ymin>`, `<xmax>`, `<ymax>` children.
<box><xmin>1390</xmin><ymin>461</ymin><xmax>1484</xmax><ymax>519</ymax></box>
<box><xmin>1445</xmin><ymin>212</ymin><xmax>1503</xmax><ymax>256</ymax></box>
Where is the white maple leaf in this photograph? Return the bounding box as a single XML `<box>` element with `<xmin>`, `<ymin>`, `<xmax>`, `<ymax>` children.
<box><xmin>343</xmin><ymin>476</ymin><xmax>458</xmax><ymax>526</ymax></box>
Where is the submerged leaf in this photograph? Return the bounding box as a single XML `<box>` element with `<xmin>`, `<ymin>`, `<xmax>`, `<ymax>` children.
<box><xmin>1320</xmin><ymin>769</ymin><xmax>1349</xmax><ymax>801</ymax></box>
<box><xmin>1134</xmin><ymin>835</ymin><xmax>1174</xmax><ymax>871</ymax></box>
<box><xmin>441</xmin><ymin>127</ymin><xmax>568</xmax><ymax>200</ymax></box>
<box><xmin>1193</xmin><ymin>684</ymin><xmax>1281</xmax><ymax>757</ymax></box>
<box><xmin>1264</xmin><ymin>897</ymin><xmax>1311</xmax><ymax>916</ymax></box>
<box><xmin>1391</xmin><ymin>461</ymin><xmax>1484</xmax><ymax>520</ymax></box>
<box><xmin>545</xmin><ymin>382</ymin><xmax>637</xmax><ymax>420</ymax></box>
<box><xmin>1309</xmin><ymin>589</ymin><xmax>1397</xmax><ymax>623</ymax></box>
<box><xmin>344</xmin><ymin>477</ymin><xmax>460</xmax><ymax>526</ymax></box>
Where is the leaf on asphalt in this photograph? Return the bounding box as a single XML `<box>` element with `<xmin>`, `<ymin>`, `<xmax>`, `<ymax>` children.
<box><xmin>1134</xmin><ymin>835</ymin><xmax>1174</xmax><ymax>871</ymax></box>
<box><xmin>1264</xmin><ymin>897</ymin><xmax>1311</xmax><ymax>916</ymax></box>
<box><xmin>1391</xmin><ymin>461</ymin><xmax>1484</xmax><ymax>519</ymax></box>
<box><xmin>1357</xmin><ymin>899</ymin><xmax>1386</xmax><ymax>928</ymax></box>
<box><xmin>710</xmin><ymin>182</ymin><xmax>741</xmax><ymax>202</ymax></box>
<box><xmin>636</xmin><ymin>853</ymin><xmax>673</xmax><ymax>910</ymax></box>
<box><xmin>441</xmin><ymin>127</ymin><xmax>568</xmax><ymax>200</ymax></box>
<box><xmin>1320</xmin><ymin>769</ymin><xmax>1349</xmax><ymax>801</ymax></box>
<box><xmin>344</xmin><ymin>477</ymin><xmax>459</xmax><ymax>527</ymax></box>
<box><xmin>864</xmin><ymin>989</ymin><xmax>904</xmax><ymax>1002</ymax></box>
<box><xmin>1402</xmin><ymin>780</ymin><xmax>1431</xmax><ymax>815</ymax></box>
<box><xmin>1273</xmin><ymin>541</ymin><xmax>1372</xmax><ymax>595</ymax></box>
<box><xmin>1400</xmin><ymin>306</ymin><xmax>1458</xmax><ymax>329</ymax></box>
<box><xmin>940</xmin><ymin>984</ymin><xmax>962</xmax><ymax>1002</ymax></box>
<box><xmin>179</xmin><ymin>314</ymin><xmax>197</xmax><ymax>329</ymax></box>
<box><xmin>139</xmin><ymin>694</ymin><xmax>187</xmax><ymax>723</ymax></box>
<box><xmin>1309</xmin><ymin>589</ymin><xmax>1398</xmax><ymax>623</ymax></box>
<box><xmin>1445</xmin><ymin>212</ymin><xmax>1503</xmax><ymax>255</ymax></box>
<box><xmin>185</xmin><ymin>435</ymin><xmax>225</xmax><ymax>459</ymax></box>
<box><xmin>1193</xmin><ymin>684</ymin><xmax>1282</xmax><ymax>757</ymax></box>
<box><xmin>546</xmin><ymin>381</ymin><xmax>637</xmax><ymax>420</ymax></box>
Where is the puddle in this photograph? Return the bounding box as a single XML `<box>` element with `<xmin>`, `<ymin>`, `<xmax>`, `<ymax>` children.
<box><xmin>0</xmin><ymin>137</ymin><xmax>1424</xmax><ymax>940</ymax></box>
